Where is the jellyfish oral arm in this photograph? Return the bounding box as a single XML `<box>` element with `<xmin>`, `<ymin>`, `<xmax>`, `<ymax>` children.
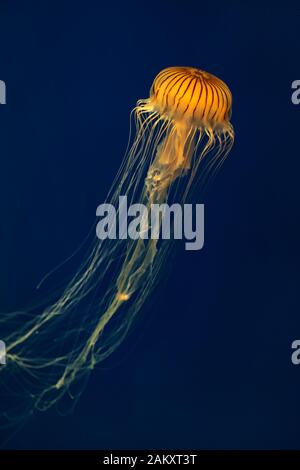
<box><xmin>52</xmin><ymin>127</ymin><xmax>195</xmax><ymax>390</ymax></box>
<box><xmin>147</xmin><ymin>123</ymin><xmax>194</xmax><ymax>193</ymax></box>
<box><xmin>3</xmin><ymin>116</ymin><xmax>190</xmax><ymax>393</ymax></box>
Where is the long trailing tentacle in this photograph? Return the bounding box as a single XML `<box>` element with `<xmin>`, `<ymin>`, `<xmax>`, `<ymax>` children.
<box><xmin>0</xmin><ymin>88</ymin><xmax>234</xmax><ymax>434</ymax></box>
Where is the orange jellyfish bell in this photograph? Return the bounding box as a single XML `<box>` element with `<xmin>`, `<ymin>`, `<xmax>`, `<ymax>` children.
<box><xmin>149</xmin><ymin>66</ymin><xmax>232</xmax><ymax>132</ymax></box>
<box><xmin>135</xmin><ymin>66</ymin><xmax>234</xmax><ymax>180</ymax></box>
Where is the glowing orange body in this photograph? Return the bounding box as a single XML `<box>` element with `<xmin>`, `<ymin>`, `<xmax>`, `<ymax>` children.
<box><xmin>149</xmin><ymin>67</ymin><xmax>232</xmax><ymax>130</ymax></box>
<box><xmin>0</xmin><ymin>66</ymin><xmax>234</xmax><ymax>424</ymax></box>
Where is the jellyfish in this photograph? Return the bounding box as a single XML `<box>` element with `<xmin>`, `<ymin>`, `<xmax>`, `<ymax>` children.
<box><xmin>0</xmin><ymin>67</ymin><xmax>234</xmax><ymax>428</ymax></box>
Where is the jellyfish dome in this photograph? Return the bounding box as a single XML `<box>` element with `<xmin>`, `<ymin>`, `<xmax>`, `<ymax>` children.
<box><xmin>149</xmin><ymin>67</ymin><xmax>232</xmax><ymax>130</ymax></box>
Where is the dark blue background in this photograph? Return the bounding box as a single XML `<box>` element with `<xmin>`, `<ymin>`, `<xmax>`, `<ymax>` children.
<box><xmin>0</xmin><ymin>1</ymin><xmax>300</xmax><ymax>449</ymax></box>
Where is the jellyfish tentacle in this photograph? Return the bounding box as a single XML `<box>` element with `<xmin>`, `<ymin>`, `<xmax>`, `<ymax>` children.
<box><xmin>44</xmin><ymin>123</ymin><xmax>197</xmax><ymax>397</ymax></box>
